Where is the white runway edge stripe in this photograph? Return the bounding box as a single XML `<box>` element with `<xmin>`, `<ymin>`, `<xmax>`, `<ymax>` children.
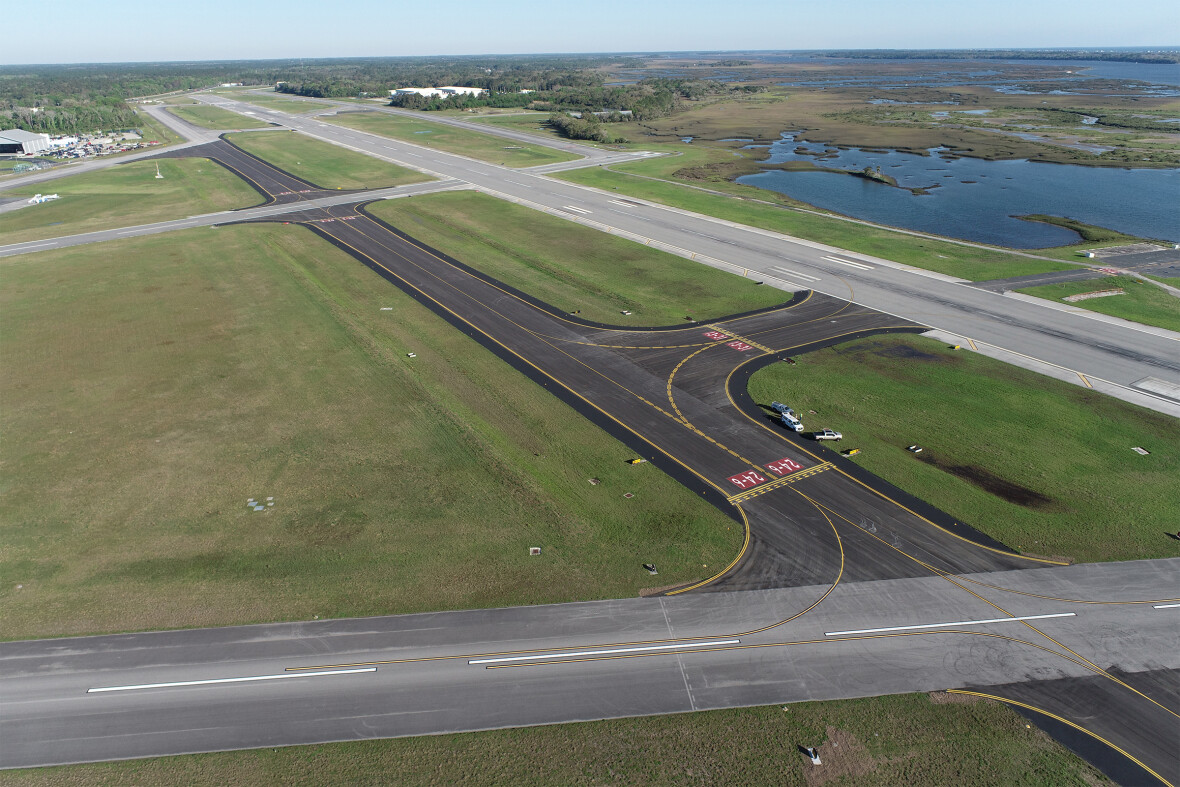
<box><xmin>469</xmin><ymin>639</ymin><xmax>741</xmax><ymax>665</ymax></box>
<box><xmin>825</xmin><ymin>613</ymin><xmax>1075</xmax><ymax>636</ymax></box>
<box><xmin>1153</xmin><ymin>603</ymin><xmax>1180</xmax><ymax>609</ymax></box>
<box><xmin>87</xmin><ymin>667</ymin><xmax>377</xmax><ymax>693</ymax></box>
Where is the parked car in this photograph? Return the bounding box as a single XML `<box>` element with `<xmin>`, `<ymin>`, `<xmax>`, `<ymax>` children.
<box><xmin>813</xmin><ymin>429</ymin><xmax>842</xmax><ymax>441</ymax></box>
<box><xmin>782</xmin><ymin>412</ymin><xmax>804</xmax><ymax>432</ymax></box>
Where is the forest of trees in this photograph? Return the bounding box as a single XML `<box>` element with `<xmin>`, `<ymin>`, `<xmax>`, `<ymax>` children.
<box><xmin>391</xmin><ymin>77</ymin><xmax>764</xmax><ymax>126</ymax></box>
<box><xmin>0</xmin><ymin>55</ymin><xmax>634</xmax><ymax>133</ymax></box>
<box><xmin>0</xmin><ymin>56</ymin><xmax>766</xmax><ymax>136</ymax></box>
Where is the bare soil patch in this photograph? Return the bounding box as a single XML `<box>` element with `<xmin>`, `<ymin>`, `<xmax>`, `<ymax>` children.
<box><xmin>918</xmin><ymin>453</ymin><xmax>1054</xmax><ymax>509</ymax></box>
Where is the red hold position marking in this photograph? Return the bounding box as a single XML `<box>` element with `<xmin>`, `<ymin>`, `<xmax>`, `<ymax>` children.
<box><xmin>704</xmin><ymin>331</ymin><xmax>730</xmax><ymax>341</ymax></box>
<box><xmin>727</xmin><ymin>341</ymin><xmax>754</xmax><ymax>352</ymax></box>
<box><xmin>728</xmin><ymin>470</ymin><xmax>767</xmax><ymax>490</ymax></box>
<box><xmin>765</xmin><ymin>458</ymin><xmax>804</xmax><ymax>476</ymax></box>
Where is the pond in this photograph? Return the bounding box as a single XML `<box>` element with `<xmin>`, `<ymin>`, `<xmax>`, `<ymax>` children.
<box><xmin>737</xmin><ymin>134</ymin><xmax>1180</xmax><ymax>248</ymax></box>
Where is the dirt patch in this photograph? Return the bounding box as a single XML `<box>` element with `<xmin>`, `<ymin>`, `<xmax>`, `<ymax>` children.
<box><xmin>639</xmin><ymin>580</ymin><xmax>700</xmax><ymax>597</ymax></box>
<box><xmin>802</xmin><ymin>726</ymin><xmax>900</xmax><ymax>786</ymax></box>
<box><xmin>918</xmin><ymin>454</ymin><xmax>1054</xmax><ymax>509</ymax></box>
<box><xmin>877</xmin><ymin>343</ymin><xmax>943</xmax><ymax>362</ymax></box>
<box><xmin>928</xmin><ymin>690</ymin><xmax>989</xmax><ymax>705</ymax></box>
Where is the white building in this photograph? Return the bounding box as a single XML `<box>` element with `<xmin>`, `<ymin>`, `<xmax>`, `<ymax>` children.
<box><xmin>390</xmin><ymin>86</ymin><xmax>487</xmax><ymax>99</ymax></box>
<box><xmin>0</xmin><ymin>129</ymin><xmax>51</xmax><ymax>155</ymax></box>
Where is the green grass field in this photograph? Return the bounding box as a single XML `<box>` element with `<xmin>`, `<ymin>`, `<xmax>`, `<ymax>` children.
<box><xmin>321</xmin><ymin>111</ymin><xmax>579</xmax><ymax>167</ymax></box>
<box><xmin>0</xmin><ymin>158</ymin><xmax>260</xmax><ymax>244</ymax></box>
<box><xmin>224</xmin><ymin>131</ymin><xmax>434</xmax><ymax>190</ymax></box>
<box><xmin>1016</xmin><ymin>276</ymin><xmax>1180</xmax><ymax>333</ymax></box>
<box><xmin>555</xmin><ymin>165</ymin><xmax>1075</xmax><ymax>281</ymax></box>
<box><xmin>232</xmin><ymin>92</ymin><xmax>323</xmax><ymax>114</ymax></box>
<box><xmin>0</xmin><ymin>222</ymin><xmax>742</xmax><ymax>640</ymax></box>
<box><xmin>749</xmin><ymin>334</ymin><xmax>1180</xmax><ymax>563</ymax></box>
<box><xmin>134</xmin><ymin>108</ymin><xmax>183</xmax><ymax>146</ymax></box>
<box><xmin>366</xmin><ymin>191</ymin><xmax>789</xmax><ymax>325</ymax></box>
<box><xmin>5</xmin><ymin>693</ymin><xmax>1107</xmax><ymax>786</ymax></box>
<box><xmin>166</xmin><ymin>104</ymin><xmax>271</xmax><ymax>130</ymax></box>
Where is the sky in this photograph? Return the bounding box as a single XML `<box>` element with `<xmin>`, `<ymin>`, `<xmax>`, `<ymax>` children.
<box><xmin>4</xmin><ymin>0</ymin><xmax>1178</xmax><ymax>65</ymax></box>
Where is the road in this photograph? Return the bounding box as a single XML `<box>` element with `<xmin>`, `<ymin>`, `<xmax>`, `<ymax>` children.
<box><xmin>1</xmin><ymin>93</ymin><xmax>1177</xmax><ymax>783</ymax></box>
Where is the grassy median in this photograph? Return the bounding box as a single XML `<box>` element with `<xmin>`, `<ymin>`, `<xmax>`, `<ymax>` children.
<box><xmin>321</xmin><ymin>110</ymin><xmax>579</xmax><ymax>167</ymax></box>
<box><xmin>1016</xmin><ymin>275</ymin><xmax>1180</xmax><ymax>333</ymax></box>
<box><xmin>5</xmin><ymin>693</ymin><xmax>1107</xmax><ymax>786</ymax></box>
<box><xmin>0</xmin><ymin>158</ymin><xmax>260</xmax><ymax>244</ymax></box>
<box><xmin>224</xmin><ymin>131</ymin><xmax>434</xmax><ymax>190</ymax></box>
<box><xmin>748</xmin><ymin>334</ymin><xmax>1180</xmax><ymax>563</ymax></box>
<box><xmin>556</xmin><ymin>164</ymin><xmax>1074</xmax><ymax>282</ymax></box>
<box><xmin>0</xmin><ymin>223</ymin><xmax>743</xmax><ymax>639</ymax></box>
<box><xmin>166</xmin><ymin>104</ymin><xmax>271</xmax><ymax>130</ymax></box>
<box><xmin>366</xmin><ymin>191</ymin><xmax>789</xmax><ymax>325</ymax></box>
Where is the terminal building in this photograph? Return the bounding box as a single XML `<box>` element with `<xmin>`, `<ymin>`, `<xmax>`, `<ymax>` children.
<box><xmin>0</xmin><ymin>129</ymin><xmax>52</xmax><ymax>155</ymax></box>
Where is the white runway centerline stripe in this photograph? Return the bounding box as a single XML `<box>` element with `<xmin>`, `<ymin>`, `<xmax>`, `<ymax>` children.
<box><xmin>561</xmin><ymin>205</ymin><xmax>591</xmax><ymax>214</ymax></box>
<box><xmin>469</xmin><ymin>639</ymin><xmax>740</xmax><ymax>665</ymax></box>
<box><xmin>768</xmin><ymin>266</ymin><xmax>820</xmax><ymax>282</ymax></box>
<box><xmin>1153</xmin><ymin>603</ymin><xmax>1180</xmax><ymax>609</ymax></box>
<box><xmin>826</xmin><ymin>613</ymin><xmax>1075</xmax><ymax>636</ymax></box>
<box><xmin>822</xmin><ymin>255</ymin><xmax>874</xmax><ymax>270</ymax></box>
<box><xmin>87</xmin><ymin>667</ymin><xmax>376</xmax><ymax>693</ymax></box>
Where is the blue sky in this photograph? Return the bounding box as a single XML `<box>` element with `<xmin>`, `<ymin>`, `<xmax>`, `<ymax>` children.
<box><xmin>5</xmin><ymin>0</ymin><xmax>1178</xmax><ymax>65</ymax></box>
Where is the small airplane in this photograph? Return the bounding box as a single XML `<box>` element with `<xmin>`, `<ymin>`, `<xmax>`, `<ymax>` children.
<box><xmin>27</xmin><ymin>193</ymin><xmax>61</xmax><ymax>204</ymax></box>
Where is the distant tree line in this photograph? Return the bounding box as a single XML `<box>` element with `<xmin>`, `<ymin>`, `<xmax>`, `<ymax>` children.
<box><xmin>0</xmin><ymin>55</ymin><xmax>630</xmax><ymax>133</ymax></box>
<box><xmin>393</xmin><ymin>77</ymin><xmax>765</xmax><ymax>126</ymax></box>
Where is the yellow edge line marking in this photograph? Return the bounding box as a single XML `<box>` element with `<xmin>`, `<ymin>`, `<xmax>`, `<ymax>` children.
<box><xmin>667</xmin><ymin>482</ymin><xmax>844</xmax><ymax>603</ymax></box>
<box><xmin>312</xmin><ymin>218</ymin><xmax>729</xmax><ymax>503</ymax></box>
<box><xmin>725</xmin><ymin>463</ymin><xmax>834</xmax><ymax>503</ymax></box>
<box><xmin>946</xmin><ymin>690</ymin><xmax>1174</xmax><ymax>787</ymax></box>
<box><xmin>807</xmin><ymin>495</ymin><xmax>1180</xmax><ymax>722</ymax></box>
<box><xmin>291</xmin><ymin>491</ymin><xmax>849</xmax><ymax>672</ymax></box>
<box><xmin>704</xmin><ymin>324</ymin><xmax>774</xmax><ymax>354</ymax></box>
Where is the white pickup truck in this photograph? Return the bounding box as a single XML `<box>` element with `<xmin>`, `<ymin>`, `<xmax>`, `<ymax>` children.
<box><xmin>771</xmin><ymin>402</ymin><xmax>804</xmax><ymax>432</ymax></box>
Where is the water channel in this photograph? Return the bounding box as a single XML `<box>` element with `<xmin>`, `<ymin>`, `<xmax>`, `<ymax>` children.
<box><xmin>736</xmin><ymin>135</ymin><xmax>1180</xmax><ymax>248</ymax></box>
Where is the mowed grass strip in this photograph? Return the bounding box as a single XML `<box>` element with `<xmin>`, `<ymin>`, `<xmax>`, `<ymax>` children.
<box><xmin>556</xmin><ymin>164</ymin><xmax>1075</xmax><ymax>281</ymax></box>
<box><xmin>749</xmin><ymin>335</ymin><xmax>1180</xmax><ymax>563</ymax></box>
<box><xmin>1016</xmin><ymin>275</ymin><xmax>1180</xmax><ymax>333</ymax></box>
<box><xmin>166</xmin><ymin>104</ymin><xmax>271</xmax><ymax>130</ymax></box>
<box><xmin>0</xmin><ymin>224</ymin><xmax>741</xmax><ymax>639</ymax></box>
<box><xmin>321</xmin><ymin>110</ymin><xmax>579</xmax><ymax>167</ymax></box>
<box><xmin>3</xmin><ymin>694</ymin><xmax>1109</xmax><ymax>787</ymax></box>
<box><xmin>0</xmin><ymin>158</ymin><xmax>261</xmax><ymax>244</ymax></box>
<box><xmin>366</xmin><ymin>191</ymin><xmax>789</xmax><ymax>325</ymax></box>
<box><xmin>232</xmin><ymin>92</ymin><xmax>323</xmax><ymax>114</ymax></box>
<box><xmin>224</xmin><ymin>131</ymin><xmax>434</xmax><ymax>190</ymax></box>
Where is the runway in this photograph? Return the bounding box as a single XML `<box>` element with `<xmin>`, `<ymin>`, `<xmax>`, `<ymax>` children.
<box><xmin>2</xmin><ymin>560</ymin><xmax>1176</xmax><ymax>781</ymax></box>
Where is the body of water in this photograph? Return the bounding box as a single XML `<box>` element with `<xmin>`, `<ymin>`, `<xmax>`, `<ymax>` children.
<box><xmin>737</xmin><ymin>135</ymin><xmax>1180</xmax><ymax>248</ymax></box>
